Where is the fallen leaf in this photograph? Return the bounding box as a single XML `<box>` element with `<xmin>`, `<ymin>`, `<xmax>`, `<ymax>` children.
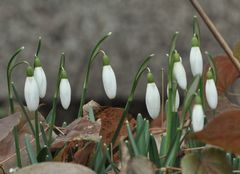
<box><xmin>189</xmin><ymin>109</ymin><xmax>240</xmax><ymax>155</ymax></box>
<box><xmin>14</xmin><ymin>162</ymin><xmax>95</xmax><ymax>174</ymax></box>
<box><xmin>181</xmin><ymin>147</ymin><xmax>232</xmax><ymax>174</ymax></box>
<box><xmin>0</xmin><ymin>111</ymin><xmax>46</xmax><ymax>173</ymax></box>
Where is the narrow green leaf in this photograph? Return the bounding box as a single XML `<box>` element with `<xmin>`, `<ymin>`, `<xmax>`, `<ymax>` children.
<box><xmin>40</xmin><ymin>122</ymin><xmax>48</xmax><ymax>147</ymax></box>
<box><xmin>24</xmin><ymin>135</ymin><xmax>38</xmax><ymax>164</ymax></box>
<box><xmin>126</xmin><ymin>121</ymin><xmax>139</xmax><ymax>156</ymax></box>
<box><xmin>46</xmin><ymin>108</ymin><xmax>53</xmax><ymax>124</ymax></box>
<box><xmin>181</xmin><ymin>75</ymin><xmax>201</xmax><ymax>128</ymax></box>
<box><xmin>149</xmin><ymin>134</ymin><xmax>161</xmax><ymax>167</ymax></box>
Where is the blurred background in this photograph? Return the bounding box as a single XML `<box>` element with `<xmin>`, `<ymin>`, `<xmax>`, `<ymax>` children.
<box><xmin>0</xmin><ymin>0</ymin><xmax>240</xmax><ymax>123</ymax></box>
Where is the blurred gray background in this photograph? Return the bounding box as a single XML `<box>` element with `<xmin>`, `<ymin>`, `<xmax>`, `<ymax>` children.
<box><xmin>0</xmin><ymin>0</ymin><xmax>239</xmax><ymax>119</ymax></box>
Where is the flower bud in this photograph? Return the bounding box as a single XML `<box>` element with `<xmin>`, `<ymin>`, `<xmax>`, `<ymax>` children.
<box><xmin>59</xmin><ymin>69</ymin><xmax>71</xmax><ymax>109</ymax></box>
<box><xmin>24</xmin><ymin>66</ymin><xmax>39</xmax><ymax>111</ymax></box>
<box><xmin>34</xmin><ymin>57</ymin><xmax>47</xmax><ymax>98</ymax></box>
<box><xmin>205</xmin><ymin>70</ymin><xmax>218</xmax><ymax>109</ymax></box>
<box><xmin>190</xmin><ymin>36</ymin><xmax>203</xmax><ymax>76</ymax></box>
<box><xmin>102</xmin><ymin>53</ymin><xmax>117</xmax><ymax>99</ymax></box>
<box><xmin>173</xmin><ymin>51</ymin><xmax>187</xmax><ymax>90</ymax></box>
<box><xmin>191</xmin><ymin>95</ymin><xmax>205</xmax><ymax>132</ymax></box>
<box><xmin>145</xmin><ymin>71</ymin><xmax>160</xmax><ymax>119</ymax></box>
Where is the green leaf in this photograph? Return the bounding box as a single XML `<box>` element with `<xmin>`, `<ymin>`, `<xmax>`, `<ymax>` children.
<box><xmin>181</xmin><ymin>148</ymin><xmax>232</xmax><ymax>174</ymax></box>
<box><xmin>126</xmin><ymin>121</ymin><xmax>139</xmax><ymax>156</ymax></box>
<box><xmin>149</xmin><ymin>134</ymin><xmax>161</xmax><ymax>167</ymax></box>
<box><xmin>24</xmin><ymin>134</ymin><xmax>38</xmax><ymax>164</ymax></box>
<box><xmin>46</xmin><ymin>108</ymin><xmax>53</xmax><ymax>124</ymax></box>
<box><xmin>181</xmin><ymin>75</ymin><xmax>201</xmax><ymax>127</ymax></box>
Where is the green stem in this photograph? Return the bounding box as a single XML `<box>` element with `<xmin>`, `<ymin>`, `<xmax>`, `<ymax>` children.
<box><xmin>48</xmin><ymin>53</ymin><xmax>65</xmax><ymax>144</ymax></box>
<box><xmin>35</xmin><ymin>111</ymin><xmax>41</xmax><ymax>154</ymax></box>
<box><xmin>78</xmin><ymin>32</ymin><xmax>112</xmax><ymax>118</ymax></box>
<box><xmin>165</xmin><ymin>32</ymin><xmax>179</xmax><ymax>154</ymax></box>
<box><xmin>111</xmin><ymin>54</ymin><xmax>154</xmax><ymax>146</ymax></box>
<box><xmin>13</xmin><ymin>126</ymin><xmax>22</xmax><ymax>168</ymax></box>
<box><xmin>11</xmin><ymin>82</ymin><xmax>35</xmax><ymax>135</ymax></box>
<box><xmin>7</xmin><ymin>47</ymin><xmax>24</xmax><ymax>114</ymax></box>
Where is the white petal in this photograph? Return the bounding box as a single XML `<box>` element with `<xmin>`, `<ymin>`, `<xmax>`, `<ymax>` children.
<box><xmin>102</xmin><ymin>65</ymin><xmax>117</xmax><ymax>99</ymax></box>
<box><xmin>24</xmin><ymin>77</ymin><xmax>39</xmax><ymax>111</ymax></box>
<box><xmin>190</xmin><ymin>47</ymin><xmax>203</xmax><ymax>76</ymax></box>
<box><xmin>192</xmin><ymin>104</ymin><xmax>205</xmax><ymax>132</ymax></box>
<box><xmin>173</xmin><ymin>62</ymin><xmax>187</xmax><ymax>90</ymax></box>
<box><xmin>60</xmin><ymin>79</ymin><xmax>71</xmax><ymax>109</ymax></box>
<box><xmin>205</xmin><ymin>79</ymin><xmax>218</xmax><ymax>109</ymax></box>
<box><xmin>34</xmin><ymin>67</ymin><xmax>47</xmax><ymax>98</ymax></box>
<box><xmin>167</xmin><ymin>84</ymin><xmax>180</xmax><ymax>112</ymax></box>
<box><xmin>145</xmin><ymin>83</ymin><xmax>161</xmax><ymax>119</ymax></box>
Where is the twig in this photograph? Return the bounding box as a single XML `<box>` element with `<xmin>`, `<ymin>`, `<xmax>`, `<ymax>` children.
<box><xmin>189</xmin><ymin>0</ymin><xmax>240</xmax><ymax>72</ymax></box>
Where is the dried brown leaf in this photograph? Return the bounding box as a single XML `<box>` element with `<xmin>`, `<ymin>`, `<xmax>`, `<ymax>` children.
<box><xmin>189</xmin><ymin>109</ymin><xmax>240</xmax><ymax>155</ymax></box>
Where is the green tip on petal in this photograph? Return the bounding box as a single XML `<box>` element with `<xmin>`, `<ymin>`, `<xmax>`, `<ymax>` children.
<box><xmin>195</xmin><ymin>95</ymin><xmax>202</xmax><ymax>104</ymax></box>
<box><xmin>103</xmin><ymin>54</ymin><xmax>110</xmax><ymax>66</ymax></box>
<box><xmin>192</xmin><ymin>35</ymin><xmax>199</xmax><ymax>47</ymax></box>
<box><xmin>173</xmin><ymin>50</ymin><xmax>180</xmax><ymax>62</ymax></box>
<box><xmin>207</xmin><ymin>69</ymin><xmax>213</xmax><ymax>79</ymax></box>
<box><xmin>60</xmin><ymin>68</ymin><xmax>68</xmax><ymax>79</ymax></box>
<box><xmin>26</xmin><ymin>66</ymin><xmax>34</xmax><ymax>77</ymax></box>
<box><xmin>147</xmin><ymin>71</ymin><xmax>155</xmax><ymax>83</ymax></box>
<box><xmin>34</xmin><ymin>57</ymin><xmax>42</xmax><ymax>67</ymax></box>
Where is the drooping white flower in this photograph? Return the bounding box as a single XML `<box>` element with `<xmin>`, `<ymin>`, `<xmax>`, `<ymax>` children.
<box><xmin>191</xmin><ymin>95</ymin><xmax>205</xmax><ymax>132</ymax></box>
<box><xmin>145</xmin><ymin>70</ymin><xmax>161</xmax><ymax>119</ymax></box>
<box><xmin>24</xmin><ymin>66</ymin><xmax>39</xmax><ymax>111</ymax></box>
<box><xmin>34</xmin><ymin>57</ymin><xmax>47</xmax><ymax>98</ymax></box>
<box><xmin>173</xmin><ymin>51</ymin><xmax>187</xmax><ymax>90</ymax></box>
<box><xmin>190</xmin><ymin>35</ymin><xmax>203</xmax><ymax>76</ymax></box>
<box><xmin>205</xmin><ymin>69</ymin><xmax>218</xmax><ymax>109</ymax></box>
<box><xmin>59</xmin><ymin>69</ymin><xmax>71</xmax><ymax>109</ymax></box>
<box><xmin>102</xmin><ymin>53</ymin><xmax>117</xmax><ymax>99</ymax></box>
<box><xmin>167</xmin><ymin>84</ymin><xmax>180</xmax><ymax>112</ymax></box>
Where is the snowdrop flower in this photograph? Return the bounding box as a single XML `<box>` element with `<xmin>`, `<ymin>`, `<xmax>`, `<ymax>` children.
<box><xmin>167</xmin><ymin>84</ymin><xmax>180</xmax><ymax>112</ymax></box>
<box><xmin>24</xmin><ymin>66</ymin><xmax>39</xmax><ymax>111</ymax></box>
<box><xmin>145</xmin><ymin>70</ymin><xmax>160</xmax><ymax>119</ymax></box>
<box><xmin>173</xmin><ymin>51</ymin><xmax>187</xmax><ymax>90</ymax></box>
<box><xmin>192</xmin><ymin>95</ymin><xmax>205</xmax><ymax>132</ymax></box>
<box><xmin>190</xmin><ymin>35</ymin><xmax>203</xmax><ymax>76</ymax></box>
<box><xmin>205</xmin><ymin>69</ymin><xmax>218</xmax><ymax>109</ymax></box>
<box><xmin>59</xmin><ymin>68</ymin><xmax>71</xmax><ymax>109</ymax></box>
<box><xmin>102</xmin><ymin>53</ymin><xmax>117</xmax><ymax>99</ymax></box>
<box><xmin>34</xmin><ymin>57</ymin><xmax>47</xmax><ymax>98</ymax></box>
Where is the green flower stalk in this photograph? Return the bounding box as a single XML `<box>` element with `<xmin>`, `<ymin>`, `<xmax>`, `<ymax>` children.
<box><xmin>48</xmin><ymin>53</ymin><xmax>65</xmax><ymax>144</ymax></box>
<box><xmin>7</xmin><ymin>47</ymin><xmax>24</xmax><ymax>113</ymax></box>
<box><xmin>78</xmin><ymin>32</ymin><xmax>112</xmax><ymax>118</ymax></box>
<box><xmin>111</xmin><ymin>54</ymin><xmax>154</xmax><ymax>146</ymax></box>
